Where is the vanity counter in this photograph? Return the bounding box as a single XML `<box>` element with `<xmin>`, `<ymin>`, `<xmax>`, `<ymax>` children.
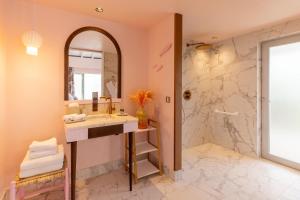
<box><xmin>64</xmin><ymin>114</ymin><xmax>138</xmax><ymax>200</ymax></box>
<box><xmin>64</xmin><ymin>114</ymin><xmax>138</xmax><ymax>142</ymax></box>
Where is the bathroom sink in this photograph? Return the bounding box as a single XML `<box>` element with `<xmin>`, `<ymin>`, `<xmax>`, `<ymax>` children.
<box><xmin>64</xmin><ymin>113</ymin><xmax>137</xmax><ymax>130</ymax></box>
<box><xmin>86</xmin><ymin>114</ymin><xmax>115</xmax><ymax>120</ymax></box>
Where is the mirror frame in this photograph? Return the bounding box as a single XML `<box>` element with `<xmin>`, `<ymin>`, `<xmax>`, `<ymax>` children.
<box><xmin>64</xmin><ymin>26</ymin><xmax>122</xmax><ymax>100</ymax></box>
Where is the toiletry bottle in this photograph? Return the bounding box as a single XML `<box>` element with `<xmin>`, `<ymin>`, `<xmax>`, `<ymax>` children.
<box><xmin>119</xmin><ymin>100</ymin><xmax>125</xmax><ymax>115</ymax></box>
<box><xmin>92</xmin><ymin>92</ymin><xmax>98</xmax><ymax>112</ymax></box>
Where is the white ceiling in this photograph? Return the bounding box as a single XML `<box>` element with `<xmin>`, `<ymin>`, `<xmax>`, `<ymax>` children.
<box><xmin>35</xmin><ymin>0</ymin><xmax>300</xmax><ymax>42</ymax></box>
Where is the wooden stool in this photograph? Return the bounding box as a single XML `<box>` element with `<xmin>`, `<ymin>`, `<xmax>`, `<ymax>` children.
<box><xmin>10</xmin><ymin>159</ymin><xmax>69</xmax><ymax>200</ymax></box>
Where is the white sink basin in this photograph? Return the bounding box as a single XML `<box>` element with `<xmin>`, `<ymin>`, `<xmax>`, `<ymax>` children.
<box><xmin>86</xmin><ymin>114</ymin><xmax>116</xmax><ymax>120</ymax></box>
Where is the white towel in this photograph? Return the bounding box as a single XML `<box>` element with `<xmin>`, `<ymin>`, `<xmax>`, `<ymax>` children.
<box><xmin>29</xmin><ymin>137</ymin><xmax>57</xmax><ymax>152</ymax></box>
<box><xmin>63</xmin><ymin>114</ymin><xmax>86</xmax><ymax>123</ymax></box>
<box><xmin>20</xmin><ymin>162</ymin><xmax>63</xmax><ymax>178</ymax></box>
<box><xmin>21</xmin><ymin>145</ymin><xmax>64</xmax><ymax>171</ymax></box>
<box><xmin>29</xmin><ymin>148</ymin><xmax>57</xmax><ymax>159</ymax></box>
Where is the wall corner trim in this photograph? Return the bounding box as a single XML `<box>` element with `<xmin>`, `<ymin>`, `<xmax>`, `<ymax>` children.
<box><xmin>174</xmin><ymin>13</ymin><xmax>183</xmax><ymax>171</ymax></box>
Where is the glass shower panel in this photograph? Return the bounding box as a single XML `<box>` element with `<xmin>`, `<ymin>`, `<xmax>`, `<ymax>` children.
<box><xmin>269</xmin><ymin>42</ymin><xmax>300</xmax><ymax>164</ymax></box>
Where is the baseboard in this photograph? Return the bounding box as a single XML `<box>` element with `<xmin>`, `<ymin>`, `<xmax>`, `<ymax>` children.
<box><xmin>163</xmin><ymin>165</ymin><xmax>183</xmax><ymax>181</ymax></box>
<box><xmin>171</xmin><ymin>169</ymin><xmax>183</xmax><ymax>181</ymax></box>
<box><xmin>76</xmin><ymin>159</ymin><xmax>123</xmax><ymax>180</ymax></box>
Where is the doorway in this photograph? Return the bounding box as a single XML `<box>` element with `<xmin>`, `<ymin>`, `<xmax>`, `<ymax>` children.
<box><xmin>262</xmin><ymin>34</ymin><xmax>300</xmax><ymax>170</ymax></box>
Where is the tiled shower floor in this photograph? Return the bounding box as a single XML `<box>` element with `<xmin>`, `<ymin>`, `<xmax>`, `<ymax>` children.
<box><xmin>18</xmin><ymin>143</ymin><xmax>300</xmax><ymax>200</ymax></box>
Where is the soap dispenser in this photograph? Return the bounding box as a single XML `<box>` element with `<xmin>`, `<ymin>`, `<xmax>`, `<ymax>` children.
<box><xmin>92</xmin><ymin>92</ymin><xmax>98</xmax><ymax>112</ymax></box>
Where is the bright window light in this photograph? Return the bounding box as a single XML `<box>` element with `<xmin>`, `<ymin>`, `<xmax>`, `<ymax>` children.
<box><xmin>269</xmin><ymin>41</ymin><xmax>300</xmax><ymax>164</ymax></box>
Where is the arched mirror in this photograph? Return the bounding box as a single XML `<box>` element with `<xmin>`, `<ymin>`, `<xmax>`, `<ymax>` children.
<box><xmin>64</xmin><ymin>27</ymin><xmax>121</xmax><ymax>101</ymax></box>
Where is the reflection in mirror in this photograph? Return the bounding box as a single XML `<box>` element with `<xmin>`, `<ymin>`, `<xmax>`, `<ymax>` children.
<box><xmin>67</xmin><ymin>30</ymin><xmax>119</xmax><ymax>100</ymax></box>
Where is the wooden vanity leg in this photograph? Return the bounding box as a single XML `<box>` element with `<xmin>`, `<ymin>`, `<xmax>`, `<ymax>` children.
<box><xmin>128</xmin><ymin>132</ymin><xmax>133</xmax><ymax>191</ymax></box>
<box><xmin>71</xmin><ymin>142</ymin><xmax>77</xmax><ymax>200</ymax></box>
<box><xmin>124</xmin><ymin>133</ymin><xmax>128</xmax><ymax>171</ymax></box>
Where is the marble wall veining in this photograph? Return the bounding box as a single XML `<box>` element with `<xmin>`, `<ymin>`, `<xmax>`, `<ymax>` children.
<box><xmin>182</xmin><ymin>48</ymin><xmax>211</xmax><ymax>148</ymax></box>
<box><xmin>182</xmin><ymin>17</ymin><xmax>300</xmax><ymax>157</ymax></box>
<box><xmin>103</xmin><ymin>52</ymin><xmax>118</xmax><ymax>97</ymax></box>
<box><xmin>209</xmin><ymin>38</ymin><xmax>258</xmax><ymax>156</ymax></box>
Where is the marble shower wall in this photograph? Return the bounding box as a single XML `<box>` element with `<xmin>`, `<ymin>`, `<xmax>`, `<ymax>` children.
<box><xmin>182</xmin><ymin>48</ymin><xmax>212</xmax><ymax>148</ymax></box>
<box><xmin>104</xmin><ymin>52</ymin><xmax>118</xmax><ymax>97</ymax></box>
<box><xmin>182</xmin><ymin>17</ymin><xmax>300</xmax><ymax>156</ymax></box>
<box><xmin>209</xmin><ymin>38</ymin><xmax>258</xmax><ymax>156</ymax></box>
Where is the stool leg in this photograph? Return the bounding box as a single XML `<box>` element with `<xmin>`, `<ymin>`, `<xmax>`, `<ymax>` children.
<box><xmin>65</xmin><ymin>167</ymin><xmax>69</xmax><ymax>200</ymax></box>
<box><xmin>18</xmin><ymin>189</ymin><xmax>25</xmax><ymax>200</ymax></box>
<box><xmin>9</xmin><ymin>181</ymin><xmax>16</xmax><ymax>200</ymax></box>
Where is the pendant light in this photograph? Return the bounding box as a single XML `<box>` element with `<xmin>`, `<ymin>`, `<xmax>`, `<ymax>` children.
<box><xmin>22</xmin><ymin>0</ymin><xmax>42</xmax><ymax>56</ymax></box>
<box><xmin>22</xmin><ymin>30</ymin><xmax>42</xmax><ymax>56</ymax></box>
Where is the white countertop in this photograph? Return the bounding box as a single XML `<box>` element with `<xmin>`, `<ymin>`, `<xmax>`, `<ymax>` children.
<box><xmin>64</xmin><ymin>114</ymin><xmax>138</xmax><ymax>130</ymax></box>
<box><xmin>64</xmin><ymin>114</ymin><xmax>138</xmax><ymax>142</ymax></box>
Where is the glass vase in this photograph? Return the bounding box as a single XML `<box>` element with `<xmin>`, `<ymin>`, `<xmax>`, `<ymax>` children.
<box><xmin>136</xmin><ymin>106</ymin><xmax>148</xmax><ymax>129</ymax></box>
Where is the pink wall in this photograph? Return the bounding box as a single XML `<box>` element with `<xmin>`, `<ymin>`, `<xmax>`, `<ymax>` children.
<box><xmin>147</xmin><ymin>15</ymin><xmax>175</xmax><ymax>172</ymax></box>
<box><xmin>1</xmin><ymin>0</ymin><xmax>148</xmax><ymax>189</ymax></box>
<box><xmin>0</xmin><ymin>0</ymin><xmax>7</xmax><ymax>192</ymax></box>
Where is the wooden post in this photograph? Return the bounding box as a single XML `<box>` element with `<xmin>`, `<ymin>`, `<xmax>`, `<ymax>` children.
<box><xmin>132</xmin><ymin>133</ymin><xmax>138</xmax><ymax>183</ymax></box>
<box><xmin>71</xmin><ymin>142</ymin><xmax>77</xmax><ymax>200</ymax></box>
<box><xmin>124</xmin><ymin>133</ymin><xmax>128</xmax><ymax>171</ymax></box>
<box><xmin>128</xmin><ymin>132</ymin><xmax>133</xmax><ymax>191</ymax></box>
<box><xmin>156</xmin><ymin>122</ymin><xmax>163</xmax><ymax>175</ymax></box>
<box><xmin>65</xmin><ymin>167</ymin><xmax>70</xmax><ymax>200</ymax></box>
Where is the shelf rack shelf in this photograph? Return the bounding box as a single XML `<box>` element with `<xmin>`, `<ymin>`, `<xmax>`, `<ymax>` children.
<box><xmin>124</xmin><ymin>119</ymin><xmax>163</xmax><ymax>183</ymax></box>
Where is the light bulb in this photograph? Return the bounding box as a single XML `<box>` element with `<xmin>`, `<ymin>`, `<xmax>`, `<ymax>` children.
<box><xmin>22</xmin><ymin>31</ymin><xmax>42</xmax><ymax>56</ymax></box>
<box><xmin>26</xmin><ymin>46</ymin><xmax>38</xmax><ymax>56</ymax></box>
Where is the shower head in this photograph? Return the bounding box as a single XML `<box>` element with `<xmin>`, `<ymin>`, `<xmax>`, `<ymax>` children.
<box><xmin>186</xmin><ymin>42</ymin><xmax>213</xmax><ymax>51</ymax></box>
<box><xmin>196</xmin><ymin>43</ymin><xmax>213</xmax><ymax>50</ymax></box>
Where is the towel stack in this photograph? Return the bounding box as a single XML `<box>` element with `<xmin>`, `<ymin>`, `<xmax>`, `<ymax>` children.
<box><xmin>64</xmin><ymin>113</ymin><xmax>86</xmax><ymax>123</ymax></box>
<box><xmin>20</xmin><ymin>138</ymin><xmax>64</xmax><ymax>178</ymax></box>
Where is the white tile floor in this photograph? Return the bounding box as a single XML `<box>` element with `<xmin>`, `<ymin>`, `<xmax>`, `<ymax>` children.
<box><xmin>26</xmin><ymin>143</ymin><xmax>300</xmax><ymax>200</ymax></box>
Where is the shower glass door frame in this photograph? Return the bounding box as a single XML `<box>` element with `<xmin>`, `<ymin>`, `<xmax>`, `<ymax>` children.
<box><xmin>261</xmin><ymin>33</ymin><xmax>300</xmax><ymax>170</ymax></box>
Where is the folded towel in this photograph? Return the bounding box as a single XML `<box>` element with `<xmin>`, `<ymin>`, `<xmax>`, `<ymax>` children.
<box><xmin>64</xmin><ymin>114</ymin><xmax>86</xmax><ymax>123</ymax></box>
<box><xmin>20</xmin><ymin>162</ymin><xmax>63</xmax><ymax>178</ymax></box>
<box><xmin>29</xmin><ymin>148</ymin><xmax>57</xmax><ymax>159</ymax></box>
<box><xmin>29</xmin><ymin>137</ymin><xmax>57</xmax><ymax>152</ymax></box>
<box><xmin>21</xmin><ymin>145</ymin><xmax>64</xmax><ymax>171</ymax></box>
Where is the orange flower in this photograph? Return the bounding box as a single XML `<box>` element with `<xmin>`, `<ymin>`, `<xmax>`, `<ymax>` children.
<box><xmin>130</xmin><ymin>90</ymin><xmax>153</xmax><ymax>107</ymax></box>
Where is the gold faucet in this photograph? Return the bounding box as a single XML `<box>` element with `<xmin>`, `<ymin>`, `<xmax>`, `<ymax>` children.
<box><xmin>100</xmin><ymin>96</ymin><xmax>115</xmax><ymax>114</ymax></box>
